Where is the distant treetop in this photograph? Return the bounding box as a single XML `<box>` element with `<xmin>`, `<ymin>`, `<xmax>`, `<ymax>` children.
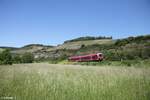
<box><xmin>64</xmin><ymin>36</ymin><xmax>112</xmax><ymax>43</ymax></box>
<box><xmin>22</xmin><ymin>44</ymin><xmax>54</xmax><ymax>48</ymax></box>
<box><xmin>115</xmin><ymin>35</ymin><xmax>150</xmax><ymax>46</ymax></box>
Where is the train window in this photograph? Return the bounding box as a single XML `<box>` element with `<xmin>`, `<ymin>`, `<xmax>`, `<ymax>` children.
<box><xmin>92</xmin><ymin>55</ymin><xmax>97</xmax><ymax>59</ymax></box>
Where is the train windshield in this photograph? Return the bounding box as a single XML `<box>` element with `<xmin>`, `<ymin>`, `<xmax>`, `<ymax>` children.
<box><xmin>98</xmin><ymin>53</ymin><xmax>103</xmax><ymax>57</ymax></box>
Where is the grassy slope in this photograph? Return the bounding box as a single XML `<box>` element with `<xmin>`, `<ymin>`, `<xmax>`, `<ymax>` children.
<box><xmin>0</xmin><ymin>63</ymin><xmax>150</xmax><ymax>100</ymax></box>
<box><xmin>0</xmin><ymin>48</ymin><xmax>4</xmax><ymax>52</ymax></box>
<box><xmin>11</xmin><ymin>45</ymin><xmax>54</xmax><ymax>54</ymax></box>
<box><xmin>10</xmin><ymin>39</ymin><xmax>113</xmax><ymax>54</ymax></box>
<box><xmin>54</xmin><ymin>39</ymin><xmax>113</xmax><ymax>50</ymax></box>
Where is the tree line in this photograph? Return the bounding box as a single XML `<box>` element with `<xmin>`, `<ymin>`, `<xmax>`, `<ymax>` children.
<box><xmin>64</xmin><ymin>36</ymin><xmax>112</xmax><ymax>43</ymax></box>
<box><xmin>0</xmin><ymin>49</ymin><xmax>34</xmax><ymax>65</ymax></box>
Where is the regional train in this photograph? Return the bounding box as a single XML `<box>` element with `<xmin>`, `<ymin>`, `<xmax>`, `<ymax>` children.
<box><xmin>68</xmin><ymin>53</ymin><xmax>104</xmax><ymax>62</ymax></box>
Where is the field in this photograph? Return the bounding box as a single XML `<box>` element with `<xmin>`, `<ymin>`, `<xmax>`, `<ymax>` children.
<box><xmin>0</xmin><ymin>63</ymin><xmax>150</xmax><ymax>100</ymax></box>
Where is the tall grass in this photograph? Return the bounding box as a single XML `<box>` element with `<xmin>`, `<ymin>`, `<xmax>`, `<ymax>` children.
<box><xmin>68</xmin><ymin>59</ymin><xmax>150</xmax><ymax>67</ymax></box>
<box><xmin>0</xmin><ymin>63</ymin><xmax>150</xmax><ymax>100</ymax></box>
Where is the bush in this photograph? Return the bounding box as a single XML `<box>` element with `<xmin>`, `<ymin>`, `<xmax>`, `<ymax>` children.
<box><xmin>0</xmin><ymin>49</ymin><xmax>12</xmax><ymax>65</ymax></box>
<box><xmin>115</xmin><ymin>35</ymin><xmax>150</xmax><ymax>46</ymax></box>
<box><xmin>141</xmin><ymin>48</ymin><xmax>150</xmax><ymax>59</ymax></box>
<box><xmin>12</xmin><ymin>55</ymin><xmax>22</xmax><ymax>64</ymax></box>
<box><xmin>21</xmin><ymin>53</ymin><xmax>34</xmax><ymax>63</ymax></box>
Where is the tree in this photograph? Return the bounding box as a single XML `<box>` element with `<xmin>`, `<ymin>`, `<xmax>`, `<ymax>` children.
<box><xmin>12</xmin><ymin>55</ymin><xmax>22</xmax><ymax>64</ymax></box>
<box><xmin>0</xmin><ymin>49</ymin><xmax>12</xmax><ymax>65</ymax></box>
<box><xmin>81</xmin><ymin>44</ymin><xmax>85</xmax><ymax>48</ymax></box>
<box><xmin>22</xmin><ymin>53</ymin><xmax>34</xmax><ymax>63</ymax></box>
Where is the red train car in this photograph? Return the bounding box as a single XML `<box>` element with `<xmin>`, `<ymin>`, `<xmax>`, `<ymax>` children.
<box><xmin>68</xmin><ymin>53</ymin><xmax>104</xmax><ymax>62</ymax></box>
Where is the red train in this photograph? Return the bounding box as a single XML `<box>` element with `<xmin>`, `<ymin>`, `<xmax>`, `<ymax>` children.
<box><xmin>68</xmin><ymin>53</ymin><xmax>104</xmax><ymax>62</ymax></box>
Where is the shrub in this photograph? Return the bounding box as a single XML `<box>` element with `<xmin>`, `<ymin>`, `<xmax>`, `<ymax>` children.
<box><xmin>12</xmin><ymin>55</ymin><xmax>22</xmax><ymax>64</ymax></box>
<box><xmin>21</xmin><ymin>53</ymin><xmax>34</xmax><ymax>63</ymax></box>
<box><xmin>0</xmin><ymin>49</ymin><xmax>12</xmax><ymax>65</ymax></box>
<box><xmin>141</xmin><ymin>48</ymin><xmax>150</xmax><ymax>59</ymax></box>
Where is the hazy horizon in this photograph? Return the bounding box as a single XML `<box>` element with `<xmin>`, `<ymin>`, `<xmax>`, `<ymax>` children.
<box><xmin>0</xmin><ymin>34</ymin><xmax>149</xmax><ymax>48</ymax></box>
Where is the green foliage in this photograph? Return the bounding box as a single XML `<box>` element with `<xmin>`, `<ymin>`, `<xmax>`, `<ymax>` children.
<box><xmin>52</xmin><ymin>40</ymin><xmax>150</xmax><ymax>63</ymax></box>
<box><xmin>115</xmin><ymin>35</ymin><xmax>150</xmax><ymax>46</ymax></box>
<box><xmin>49</xmin><ymin>54</ymin><xmax>68</xmax><ymax>64</ymax></box>
<box><xmin>22</xmin><ymin>44</ymin><xmax>53</xmax><ymax>49</ymax></box>
<box><xmin>21</xmin><ymin>53</ymin><xmax>34</xmax><ymax>63</ymax></box>
<box><xmin>12</xmin><ymin>53</ymin><xmax>35</xmax><ymax>64</ymax></box>
<box><xmin>0</xmin><ymin>50</ymin><xmax>34</xmax><ymax>65</ymax></box>
<box><xmin>75</xmin><ymin>59</ymin><xmax>150</xmax><ymax>67</ymax></box>
<box><xmin>81</xmin><ymin>44</ymin><xmax>85</xmax><ymax>48</ymax></box>
<box><xmin>141</xmin><ymin>48</ymin><xmax>150</xmax><ymax>59</ymax></box>
<box><xmin>12</xmin><ymin>55</ymin><xmax>22</xmax><ymax>64</ymax></box>
<box><xmin>0</xmin><ymin>49</ymin><xmax>12</xmax><ymax>65</ymax></box>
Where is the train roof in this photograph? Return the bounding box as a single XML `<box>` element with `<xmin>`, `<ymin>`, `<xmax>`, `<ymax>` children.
<box><xmin>69</xmin><ymin>53</ymin><xmax>103</xmax><ymax>58</ymax></box>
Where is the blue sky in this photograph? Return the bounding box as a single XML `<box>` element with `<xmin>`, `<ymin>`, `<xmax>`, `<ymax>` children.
<box><xmin>0</xmin><ymin>0</ymin><xmax>150</xmax><ymax>47</ymax></box>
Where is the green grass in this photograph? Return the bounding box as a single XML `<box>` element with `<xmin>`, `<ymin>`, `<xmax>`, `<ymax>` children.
<box><xmin>0</xmin><ymin>48</ymin><xmax>4</xmax><ymax>52</ymax></box>
<box><xmin>0</xmin><ymin>63</ymin><xmax>150</xmax><ymax>100</ymax></box>
<box><xmin>56</xmin><ymin>59</ymin><xmax>150</xmax><ymax>68</ymax></box>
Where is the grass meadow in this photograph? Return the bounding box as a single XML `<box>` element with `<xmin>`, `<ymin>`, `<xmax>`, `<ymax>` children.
<box><xmin>0</xmin><ymin>63</ymin><xmax>150</xmax><ymax>100</ymax></box>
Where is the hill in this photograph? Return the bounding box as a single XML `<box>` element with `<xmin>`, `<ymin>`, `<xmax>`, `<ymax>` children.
<box><xmin>64</xmin><ymin>36</ymin><xmax>112</xmax><ymax>43</ymax></box>
<box><xmin>0</xmin><ymin>35</ymin><xmax>150</xmax><ymax>62</ymax></box>
<box><xmin>11</xmin><ymin>44</ymin><xmax>54</xmax><ymax>54</ymax></box>
<box><xmin>9</xmin><ymin>38</ymin><xmax>114</xmax><ymax>60</ymax></box>
<box><xmin>55</xmin><ymin>39</ymin><xmax>113</xmax><ymax>50</ymax></box>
